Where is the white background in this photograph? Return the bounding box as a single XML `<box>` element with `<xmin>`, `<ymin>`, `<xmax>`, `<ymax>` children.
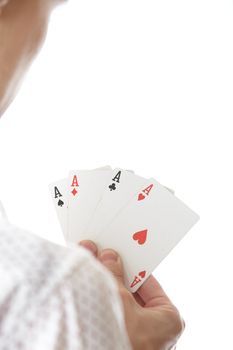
<box><xmin>0</xmin><ymin>0</ymin><xmax>232</xmax><ymax>348</ymax></box>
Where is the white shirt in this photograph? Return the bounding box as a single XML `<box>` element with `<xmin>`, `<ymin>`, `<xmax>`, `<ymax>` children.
<box><xmin>0</xmin><ymin>203</ymin><xmax>131</xmax><ymax>350</ymax></box>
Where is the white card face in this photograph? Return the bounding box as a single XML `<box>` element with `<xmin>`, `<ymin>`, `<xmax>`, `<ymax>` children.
<box><xmin>67</xmin><ymin>169</ymin><xmax>112</xmax><ymax>242</ymax></box>
<box><xmin>96</xmin><ymin>179</ymin><xmax>199</xmax><ymax>293</ymax></box>
<box><xmin>85</xmin><ymin>169</ymin><xmax>148</xmax><ymax>238</ymax></box>
<box><xmin>49</xmin><ymin>178</ymin><xmax>68</xmax><ymax>238</ymax></box>
<box><xmin>49</xmin><ymin>166</ymin><xmax>112</xmax><ymax>239</ymax></box>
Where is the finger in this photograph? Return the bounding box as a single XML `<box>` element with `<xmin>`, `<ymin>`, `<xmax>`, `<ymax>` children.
<box><xmin>78</xmin><ymin>240</ymin><xmax>98</xmax><ymax>258</ymax></box>
<box><xmin>133</xmin><ymin>292</ymin><xmax>145</xmax><ymax>307</ymax></box>
<box><xmin>99</xmin><ymin>249</ymin><xmax>125</xmax><ymax>287</ymax></box>
<box><xmin>136</xmin><ymin>275</ymin><xmax>172</xmax><ymax>307</ymax></box>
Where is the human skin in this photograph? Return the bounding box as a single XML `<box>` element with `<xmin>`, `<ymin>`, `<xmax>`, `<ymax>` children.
<box><xmin>0</xmin><ymin>0</ymin><xmax>63</xmax><ymax>116</ymax></box>
<box><xmin>0</xmin><ymin>1</ymin><xmax>184</xmax><ymax>349</ymax></box>
<box><xmin>80</xmin><ymin>240</ymin><xmax>185</xmax><ymax>350</ymax></box>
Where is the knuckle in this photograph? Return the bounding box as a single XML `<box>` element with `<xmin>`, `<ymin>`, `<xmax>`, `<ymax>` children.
<box><xmin>165</xmin><ymin>309</ymin><xmax>185</xmax><ymax>337</ymax></box>
<box><xmin>172</xmin><ymin>312</ymin><xmax>185</xmax><ymax>337</ymax></box>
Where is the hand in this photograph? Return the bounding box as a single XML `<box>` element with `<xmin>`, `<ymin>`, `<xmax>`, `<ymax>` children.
<box><xmin>79</xmin><ymin>240</ymin><xmax>185</xmax><ymax>350</ymax></box>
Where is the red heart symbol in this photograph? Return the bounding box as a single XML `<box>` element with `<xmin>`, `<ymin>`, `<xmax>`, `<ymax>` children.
<box><xmin>139</xmin><ymin>271</ymin><xmax>146</xmax><ymax>279</ymax></box>
<box><xmin>133</xmin><ymin>229</ymin><xmax>147</xmax><ymax>245</ymax></box>
<box><xmin>138</xmin><ymin>193</ymin><xmax>145</xmax><ymax>201</ymax></box>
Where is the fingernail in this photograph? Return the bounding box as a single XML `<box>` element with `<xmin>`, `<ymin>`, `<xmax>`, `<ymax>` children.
<box><xmin>100</xmin><ymin>249</ymin><xmax>118</xmax><ymax>262</ymax></box>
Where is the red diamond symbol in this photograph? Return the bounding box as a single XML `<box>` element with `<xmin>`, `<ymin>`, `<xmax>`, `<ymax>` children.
<box><xmin>72</xmin><ymin>188</ymin><xmax>77</xmax><ymax>196</ymax></box>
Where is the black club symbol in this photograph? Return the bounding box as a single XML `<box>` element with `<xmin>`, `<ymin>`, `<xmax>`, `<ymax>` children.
<box><xmin>109</xmin><ymin>183</ymin><xmax>116</xmax><ymax>191</ymax></box>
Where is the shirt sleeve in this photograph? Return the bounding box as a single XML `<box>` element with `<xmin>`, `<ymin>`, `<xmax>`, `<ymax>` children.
<box><xmin>30</xmin><ymin>259</ymin><xmax>132</xmax><ymax>350</ymax></box>
<box><xmin>66</xmin><ymin>257</ymin><xmax>132</xmax><ymax>350</ymax></box>
<box><xmin>0</xmin><ymin>222</ymin><xmax>132</xmax><ymax>350</ymax></box>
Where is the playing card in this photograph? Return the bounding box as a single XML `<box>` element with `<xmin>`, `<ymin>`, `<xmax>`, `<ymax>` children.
<box><xmin>96</xmin><ymin>179</ymin><xmax>199</xmax><ymax>292</ymax></box>
<box><xmin>49</xmin><ymin>178</ymin><xmax>68</xmax><ymax>238</ymax></box>
<box><xmin>85</xmin><ymin>168</ymin><xmax>148</xmax><ymax>238</ymax></box>
<box><xmin>49</xmin><ymin>166</ymin><xmax>112</xmax><ymax>238</ymax></box>
<box><xmin>67</xmin><ymin>168</ymin><xmax>112</xmax><ymax>242</ymax></box>
<box><xmin>94</xmin><ymin>165</ymin><xmax>112</xmax><ymax>171</ymax></box>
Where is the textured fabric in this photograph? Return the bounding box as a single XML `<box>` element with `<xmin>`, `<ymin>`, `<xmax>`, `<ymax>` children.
<box><xmin>0</xmin><ymin>204</ymin><xmax>131</xmax><ymax>350</ymax></box>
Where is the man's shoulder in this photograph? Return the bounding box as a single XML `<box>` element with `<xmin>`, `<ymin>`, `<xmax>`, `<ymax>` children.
<box><xmin>0</xmin><ymin>222</ymin><xmax>93</xmax><ymax>301</ymax></box>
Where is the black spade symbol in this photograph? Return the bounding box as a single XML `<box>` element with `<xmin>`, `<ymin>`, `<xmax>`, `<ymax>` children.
<box><xmin>58</xmin><ymin>199</ymin><xmax>64</xmax><ymax>207</ymax></box>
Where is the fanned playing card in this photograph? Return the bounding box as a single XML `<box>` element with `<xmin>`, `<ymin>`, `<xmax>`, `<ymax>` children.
<box><xmin>49</xmin><ymin>166</ymin><xmax>111</xmax><ymax>239</ymax></box>
<box><xmin>96</xmin><ymin>179</ymin><xmax>199</xmax><ymax>292</ymax></box>
<box><xmin>67</xmin><ymin>168</ymin><xmax>111</xmax><ymax>242</ymax></box>
<box><xmin>49</xmin><ymin>165</ymin><xmax>199</xmax><ymax>293</ymax></box>
<box><xmin>85</xmin><ymin>168</ymin><xmax>148</xmax><ymax>239</ymax></box>
<box><xmin>49</xmin><ymin>178</ymin><xmax>68</xmax><ymax>238</ymax></box>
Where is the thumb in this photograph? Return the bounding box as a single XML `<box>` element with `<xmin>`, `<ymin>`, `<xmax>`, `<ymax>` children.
<box><xmin>99</xmin><ymin>249</ymin><xmax>125</xmax><ymax>287</ymax></box>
